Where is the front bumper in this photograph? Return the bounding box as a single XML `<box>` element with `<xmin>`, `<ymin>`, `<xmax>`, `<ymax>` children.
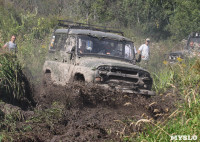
<box><xmin>98</xmin><ymin>84</ymin><xmax>155</xmax><ymax>96</ymax></box>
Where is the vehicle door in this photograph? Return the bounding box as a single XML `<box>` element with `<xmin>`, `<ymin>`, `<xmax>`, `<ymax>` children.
<box><xmin>48</xmin><ymin>33</ymin><xmax>76</xmax><ymax>84</ymax></box>
<box><xmin>61</xmin><ymin>35</ymin><xmax>77</xmax><ymax>82</ymax></box>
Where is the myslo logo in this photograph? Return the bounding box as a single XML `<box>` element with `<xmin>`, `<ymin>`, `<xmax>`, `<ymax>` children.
<box><xmin>170</xmin><ymin>135</ymin><xmax>197</xmax><ymax>141</ymax></box>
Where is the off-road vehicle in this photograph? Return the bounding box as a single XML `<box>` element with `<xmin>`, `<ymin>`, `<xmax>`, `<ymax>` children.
<box><xmin>167</xmin><ymin>32</ymin><xmax>200</xmax><ymax>62</ymax></box>
<box><xmin>43</xmin><ymin>20</ymin><xmax>155</xmax><ymax>96</ymax></box>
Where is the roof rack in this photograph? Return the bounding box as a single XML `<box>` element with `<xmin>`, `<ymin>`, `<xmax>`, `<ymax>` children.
<box><xmin>57</xmin><ymin>20</ymin><xmax>124</xmax><ymax>36</ymax></box>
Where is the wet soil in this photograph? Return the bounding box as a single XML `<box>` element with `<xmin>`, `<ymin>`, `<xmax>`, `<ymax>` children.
<box><xmin>0</xmin><ymin>81</ymin><xmax>182</xmax><ymax>142</ymax></box>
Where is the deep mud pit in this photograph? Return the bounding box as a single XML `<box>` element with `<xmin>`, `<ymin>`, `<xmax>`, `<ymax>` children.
<box><xmin>1</xmin><ymin>81</ymin><xmax>181</xmax><ymax>142</ymax></box>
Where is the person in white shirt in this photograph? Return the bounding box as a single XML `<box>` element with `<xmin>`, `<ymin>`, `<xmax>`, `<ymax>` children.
<box><xmin>138</xmin><ymin>38</ymin><xmax>150</xmax><ymax>60</ymax></box>
<box><xmin>137</xmin><ymin>38</ymin><xmax>150</xmax><ymax>68</ymax></box>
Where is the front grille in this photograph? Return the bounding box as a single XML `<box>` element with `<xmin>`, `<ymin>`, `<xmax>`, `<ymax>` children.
<box><xmin>98</xmin><ymin>65</ymin><xmax>139</xmax><ymax>75</ymax></box>
<box><xmin>169</xmin><ymin>55</ymin><xmax>177</xmax><ymax>60</ymax></box>
<box><xmin>97</xmin><ymin>65</ymin><xmax>140</xmax><ymax>85</ymax></box>
<box><xmin>169</xmin><ymin>53</ymin><xmax>184</xmax><ymax>61</ymax></box>
<box><xmin>97</xmin><ymin>65</ymin><xmax>152</xmax><ymax>90</ymax></box>
<box><xmin>110</xmin><ymin>68</ymin><xmax>138</xmax><ymax>75</ymax></box>
<box><xmin>108</xmin><ymin>75</ymin><xmax>139</xmax><ymax>83</ymax></box>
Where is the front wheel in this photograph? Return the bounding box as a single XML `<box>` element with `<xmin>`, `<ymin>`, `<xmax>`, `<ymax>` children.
<box><xmin>43</xmin><ymin>73</ymin><xmax>52</xmax><ymax>87</ymax></box>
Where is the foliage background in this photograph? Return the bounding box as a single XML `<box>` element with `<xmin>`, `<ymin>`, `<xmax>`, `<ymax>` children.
<box><xmin>0</xmin><ymin>0</ymin><xmax>200</xmax><ymax>42</ymax></box>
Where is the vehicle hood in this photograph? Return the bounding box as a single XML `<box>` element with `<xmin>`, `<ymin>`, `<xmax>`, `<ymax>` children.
<box><xmin>77</xmin><ymin>57</ymin><xmax>144</xmax><ymax>70</ymax></box>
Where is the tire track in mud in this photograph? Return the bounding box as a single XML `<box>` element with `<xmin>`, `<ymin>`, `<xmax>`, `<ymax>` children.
<box><xmin>0</xmin><ymin>79</ymin><xmax>181</xmax><ymax>142</ymax></box>
<box><xmin>24</xmin><ymin>81</ymin><xmax>180</xmax><ymax>142</ymax></box>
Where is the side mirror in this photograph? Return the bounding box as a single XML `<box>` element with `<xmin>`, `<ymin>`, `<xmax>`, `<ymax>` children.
<box><xmin>66</xmin><ymin>46</ymin><xmax>75</xmax><ymax>54</ymax></box>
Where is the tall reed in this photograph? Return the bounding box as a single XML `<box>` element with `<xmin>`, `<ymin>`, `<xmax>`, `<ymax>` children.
<box><xmin>0</xmin><ymin>53</ymin><xmax>30</xmax><ymax>103</ymax></box>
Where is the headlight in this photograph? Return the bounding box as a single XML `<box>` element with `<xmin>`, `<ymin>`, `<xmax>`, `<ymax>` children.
<box><xmin>95</xmin><ymin>77</ymin><xmax>103</xmax><ymax>82</ymax></box>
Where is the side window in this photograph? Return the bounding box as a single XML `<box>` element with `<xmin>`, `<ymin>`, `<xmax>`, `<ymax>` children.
<box><xmin>78</xmin><ymin>37</ymin><xmax>93</xmax><ymax>54</ymax></box>
<box><xmin>65</xmin><ymin>36</ymin><xmax>76</xmax><ymax>52</ymax></box>
<box><xmin>49</xmin><ymin>36</ymin><xmax>55</xmax><ymax>50</ymax></box>
<box><xmin>124</xmin><ymin>44</ymin><xmax>133</xmax><ymax>59</ymax></box>
<box><xmin>49</xmin><ymin>34</ymin><xmax>67</xmax><ymax>51</ymax></box>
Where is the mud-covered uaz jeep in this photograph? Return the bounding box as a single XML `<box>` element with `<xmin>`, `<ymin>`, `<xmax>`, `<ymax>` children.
<box><xmin>167</xmin><ymin>32</ymin><xmax>200</xmax><ymax>62</ymax></box>
<box><xmin>43</xmin><ymin>20</ymin><xmax>155</xmax><ymax>95</ymax></box>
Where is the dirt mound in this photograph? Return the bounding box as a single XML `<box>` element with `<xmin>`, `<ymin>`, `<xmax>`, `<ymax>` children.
<box><xmin>1</xmin><ymin>81</ymin><xmax>181</xmax><ymax>142</ymax></box>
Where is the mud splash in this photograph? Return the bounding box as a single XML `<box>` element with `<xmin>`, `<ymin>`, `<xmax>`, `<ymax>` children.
<box><xmin>1</xmin><ymin>81</ymin><xmax>181</xmax><ymax>142</ymax></box>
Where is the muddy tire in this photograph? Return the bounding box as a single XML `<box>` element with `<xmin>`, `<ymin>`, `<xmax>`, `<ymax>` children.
<box><xmin>39</xmin><ymin>73</ymin><xmax>52</xmax><ymax>103</ymax></box>
<box><xmin>43</xmin><ymin>73</ymin><xmax>52</xmax><ymax>87</ymax></box>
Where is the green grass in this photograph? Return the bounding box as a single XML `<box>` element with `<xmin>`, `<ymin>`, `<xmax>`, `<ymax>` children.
<box><xmin>136</xmin><ymin>96</ymin><xmax>200</xmax><ymax>141</ymax></box>
<box><xmin>0</xmin><ymin>135</ymin><xmax>2</xmax><ymax>142</ymax></box>
<box><xmin>152</xmin><ymin>66</ymin><xmax>175</xmax><ymax>93</ymax></box>
<box><xmin>135</xmin><ymin>59</ymin><xmax>200</xmax><ymax>142</ymax></box>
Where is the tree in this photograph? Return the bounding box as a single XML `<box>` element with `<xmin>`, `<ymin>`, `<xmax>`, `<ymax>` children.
<box><xmin>168</xmin><ymin>0</ymin><xmax>200</xmax><ymax>39</ymax></box>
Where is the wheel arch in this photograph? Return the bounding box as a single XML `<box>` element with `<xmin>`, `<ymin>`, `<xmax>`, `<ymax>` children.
<box><xmin>44</xmin><ymin>69</ymin><xmax>51</xmax><ymax>74</ymax></box>
<box><xmin>74</xmin><ymin>73</ymin><xmax>85</xmax><ymax>82</ymax></box>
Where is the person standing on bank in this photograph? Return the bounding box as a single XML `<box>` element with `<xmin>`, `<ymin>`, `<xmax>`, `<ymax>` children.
<box><xmin>137</xmin><ymin>38</ymin><xmax>150</xmax><ymax>67</ymax></box>
<box><xmin>3</xmin><ymin>35</ymin><xmax>18</xmax><ymax>53</ymax></box>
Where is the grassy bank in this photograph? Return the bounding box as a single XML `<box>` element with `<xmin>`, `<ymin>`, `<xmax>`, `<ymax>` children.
<box><xmin>135</xmin><ymin>58</ymin><xmax>200</xmax><ymax>142</ymax></box>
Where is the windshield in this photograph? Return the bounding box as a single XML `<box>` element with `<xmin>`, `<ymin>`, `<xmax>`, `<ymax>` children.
<box><xmin>77</xmin><ymin>35</ymin><xmax>135</xmax><ymax>60</ymax></box>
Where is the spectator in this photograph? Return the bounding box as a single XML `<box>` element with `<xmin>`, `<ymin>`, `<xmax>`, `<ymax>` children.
<box><xmin>137</xmin><ymin>38</ymin><xmax>150</xmax><ymax>68</ymax></box>
<box><xmin>189</xmin><ymin>41</ymin><xmax>194</xmax><ymax>50</ymax></box>
<box><xmin>3</xmin><ymin>35</ymin><xmax>17</xmax><ymax>53</ymax></box>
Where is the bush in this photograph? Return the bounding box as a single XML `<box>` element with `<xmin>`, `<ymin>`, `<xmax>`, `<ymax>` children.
<box><xmin>0</xmin><ymin>53</ymin><xmax>33</xmax><ymax>105</ymax></box>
